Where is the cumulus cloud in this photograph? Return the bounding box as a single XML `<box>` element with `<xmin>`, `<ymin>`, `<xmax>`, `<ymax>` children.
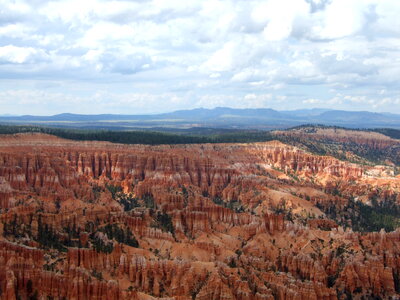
<box><xmin>0</xmin><ymin>45</ymin><xmax>49</xmax><ymax>64</ymax></box>
<box><xmin>0</xmin><ymin>0</ymin><xmax>399</xmax><ymax>114</ymax></box>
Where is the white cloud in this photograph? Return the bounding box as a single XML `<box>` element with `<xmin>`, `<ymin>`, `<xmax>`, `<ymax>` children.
<box><xmin>0</xmin><ymin>23</ymin><xmax>33</xmax><ymax>39</ymax></box>
<box><xmin>311</xmin><ymin>0</ymin><xmax>367</xmax><ymax>39</ymax></box>
<box><xmin>203</xmin><ymin>42</ymin><xmax>236</xmax><ymax>72</ymax></box>
<box><xmin>0</xmin><ymin>0</ymin><xmax>399</xmax><ymax>114</ymax></box>
<box><xmin>0</xmin><ymin>45</ymin><xmax>48</xmax><ymax>64</ymax></box>
<box><xmin>79</xmin><ymin>22</ymin><xmax>136</xmax><ymax>48</ymax></box>
<box><xmin>253</xmin><ymin>0</ymin><xmax>309</xmax><ymax>41</ymax></box>
<box><xmin>303</xmin><ymin>98</ymin><xmax>322</xmax><ymax>104</ymax></box>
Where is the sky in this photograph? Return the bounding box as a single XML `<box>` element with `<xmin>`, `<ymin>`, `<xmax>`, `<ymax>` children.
<box><xmin>0</xmin><ymin>0</ymin><xmax>399</xmax><ymax>115</ymax></box>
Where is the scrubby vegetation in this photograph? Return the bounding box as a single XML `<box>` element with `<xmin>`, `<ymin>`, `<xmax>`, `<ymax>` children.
<box><xmin>90</xmin><ymin>223</ymin><xmax>139</xmax><ymax>253</ymax></box>
<box><xmin>153</xmin><ymin>212</ymin><xmax>175</xmax><ymax>235</ymax></box>
<box><xmin>319</xmin><ymin>196</ymin><xmax>400</xmax><ymax>232</ymax></box>
<box><xmin>276</xmin><ymin>125</ymin><xmax>400</xmax><ymax>166</ymax></box>
<box><xmin>3</xmin><ymin>214</ymin><xmax>68</xmax><ymax>251</ymax></box>
<box><xmin>212</xmin><ymin>197</ymin><xmax>245</xmax><ymax>213</ymax></box>
<box><xmin>1</xmin><ymin>124</ymin><xmax>399</xmax><ymax>167</ymax></box>
<box><xmin>374</xmin><ymin>128</ymin><xmax>400</xmax><ymax>140</ymax></box>
<box><xmin>98</xmin><ymin>224</ymin><xmax>139</xmax><ymax>248</ymax></box>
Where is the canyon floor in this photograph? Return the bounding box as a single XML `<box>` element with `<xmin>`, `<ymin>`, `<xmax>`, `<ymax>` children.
<box><xmin>0</xmin><ymin>132</ymin><xmax>399</xmax><ymax>300</ymax></box>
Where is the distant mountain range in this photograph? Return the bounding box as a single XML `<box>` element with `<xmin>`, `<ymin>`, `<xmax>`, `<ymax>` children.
<box><xmin>1</xmin><ymin>107</ymin><xmax>400</xmax><ymax>130</ymax></box>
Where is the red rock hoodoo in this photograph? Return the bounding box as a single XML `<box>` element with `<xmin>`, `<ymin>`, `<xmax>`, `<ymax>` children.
<box><xmin>0</xmin><ymin>133</ymin><xmax>399</xmax><ymax>299</ymax></box>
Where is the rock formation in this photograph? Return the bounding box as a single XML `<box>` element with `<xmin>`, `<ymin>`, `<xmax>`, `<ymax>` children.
<box><xmin>0</xmin><ymin>133</ymin><xmax>399</xmax><ymax>299</ymax></box>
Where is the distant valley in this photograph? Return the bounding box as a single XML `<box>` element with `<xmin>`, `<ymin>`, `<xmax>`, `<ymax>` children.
<box><xmin>1</xmin><ymin>107</ymin><xmax>400</xmax><ymax>130</ymax></box>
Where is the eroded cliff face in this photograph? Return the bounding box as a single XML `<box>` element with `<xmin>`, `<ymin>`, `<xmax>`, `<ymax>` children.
<box><xmin>0</xmin><ymin>133</ymin><xmax>399</xmax><ymax>300</ymax></box>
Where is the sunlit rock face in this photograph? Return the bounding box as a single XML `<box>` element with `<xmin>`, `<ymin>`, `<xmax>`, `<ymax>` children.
<box><xmin>0</xmin><ymin>133</ymin><xmax>399</xmax><ymax>300</ymax></box>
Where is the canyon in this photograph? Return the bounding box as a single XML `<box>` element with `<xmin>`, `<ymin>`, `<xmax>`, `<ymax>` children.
<box><xmin>0</xmin><ymin>133</ymin><xmax>399</xmax><ymax>300</ymax></box>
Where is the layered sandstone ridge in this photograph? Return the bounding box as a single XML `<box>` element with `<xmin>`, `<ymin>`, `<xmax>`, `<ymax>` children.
<box><xmin>0</xmin><ymin>133</ymin><xmax>367</xmax><ymax>193</ymax></box>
